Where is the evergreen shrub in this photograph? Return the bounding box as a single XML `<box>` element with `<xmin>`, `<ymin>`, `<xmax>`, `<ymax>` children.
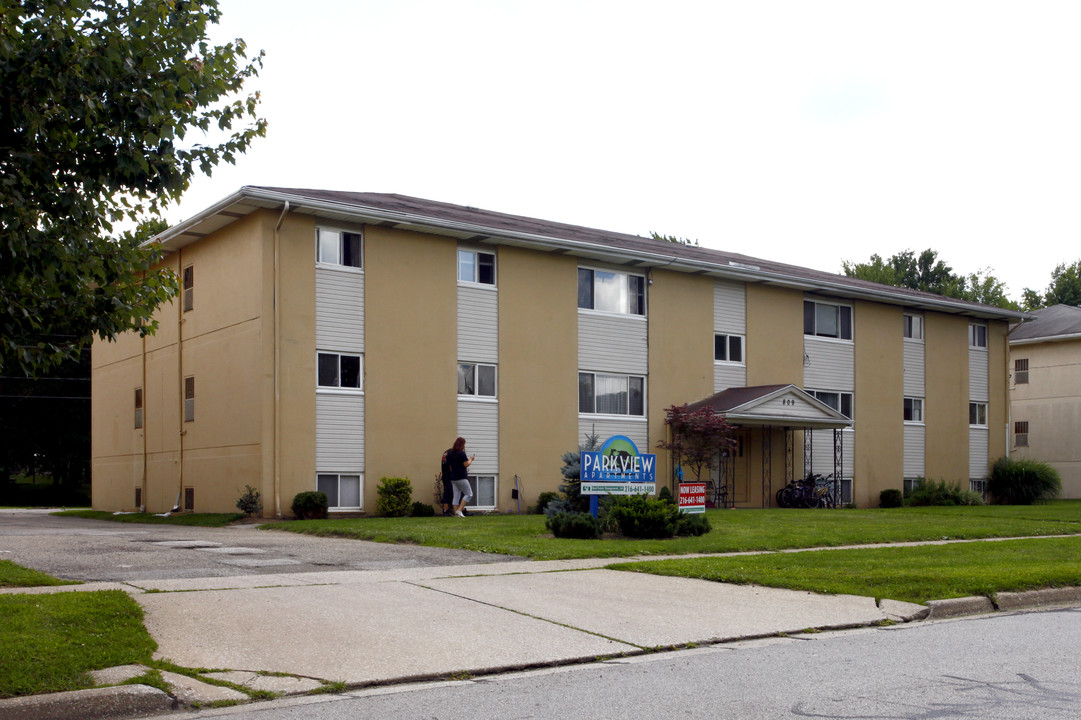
<box><xmin>411</xmin><ymin>501</ymin><xmax>436</xmax><ymax>517</ymax></box>
<box><xmin>376</xmin><ymin>477</ymin><xmax>413</xmax><ymax>517</ymax></box>
<box><xmin>987</xmin><ymin>457</ymin><xmax>1062</xmax><ymax>505</ymax></box>
<box><xmin>657</xmin><ymin>486</ymin><xmax>674</xmax><ymax>505</ymax></box>
<box><xmin>905</xmin><ymin>479</ymin><xmax>983</xmax><ymax>506</ymax></box>
<box><xmin>535</xmin><ymin>491</ymin><xmax>560</xmax><ymax>515</ymax></box>
<box><xmin>879</xmin><ymin>488</ymin><xmax>904</xmax><ymax>508</ymax></box>
<box><xmin>675</xmin><ymin>511</ymin><xmax>712</xmax><ymax>536</ymax></box>
<box><xmin>546</xmin><ymin>511</ymin><xmax>600</xmax><ymax>539</ymax></box>
<box><xmin>291</xmin><ymin>491</ymin><xmax>328</xmax><ymax>520</ymax></box>
<box><xmin>608</xmin><ymin>494</ymin><xmax>680</xmax><ymax>539</ymax></box>
<box><xmin>235</xmin><ymin>484</ymin><xmax>263</xmax><ymax>516</ymax></box>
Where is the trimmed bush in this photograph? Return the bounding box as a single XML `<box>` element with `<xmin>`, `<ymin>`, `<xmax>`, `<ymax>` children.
<box><xmin>535</xmin><ymin>491</ymin><xmax>560</xmax><ymax>515</ymax></box>
<box><xmin>657</xmin><ymin>486</ymin><xmax>674</xmax><ymax>505</ymax></box>
<box><xmin>675</xmin><ymin>511</ymin><xmax>712</xmax><ymax>536</ymax></box>
<box><xmin>879</xmin><ymin>488</ymin><xmax>904</xmax><ymax>509</ymax></box>
<box><xmin>987</xmin><ymin>457</ymin><xmax>1062</xmax><ymax>505</ymax></box>
<box><xmin>546</xmin><ymin>511</ymin><xmax>600</xmax><ymax>539</ymax></box>
<box><xmin>411</xmin><ymin>501</ymin><xmax>436</xmax><ymax>517</ymax></box>
<box><xmin>376</xmin><ymin>477</ymin><xmax>413</xmax><ymax>517</ymax></box>
<box><xmin>607</xmin><ymin>494</ymin><xmax>680</xmax><ymax>539</ymax></box>
<box><xmin>291</xmin><ymin>491</ymin><xmax>328</xmax><ymax>520</ymax></box>
<box><xmin>906</xmin><ymin>479</ymin><xmax>983</xmax><ymax>507</ymax></box>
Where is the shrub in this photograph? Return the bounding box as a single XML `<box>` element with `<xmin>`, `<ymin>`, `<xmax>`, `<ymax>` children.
<box><xmin>987</xmin><ymin>457</ymin><xmax>1062</xmax><ymax>505</ymax></box>
<box><xmin>546</xmin><ymin>511</ymin><xmax>600</xmax><ymax>539</ymax></box>
<box><xmin>608</xmin><ymin>494</ymin><xmax>680</xmax><ymax>539</ymax></box>
<box><xmin>675</xmin><ymin>511</ymin><xmax>711</xmax><ymax>536</ymax></box>
<box><xmin>905</xmin><ymin>479</ymin><xmax>983</xmax><ymax>507</ymax></box>
<box><xmin>411</xmin><ymin>501</ymin><xmax>436</xmax><ymax>517</ymax></box>
<box><xmin>879</xmin><ymin>488</ymin><xmax>903</xmax><ymax>509</ymax></box>
<box><xmin>291</xmin><ymin>491</ymin><xmax>328</xmax><ymax>520</ymax></box>
<box><xmin>657</xmin><ymin>486</ymin><xmax>674</xmax><ymax>505</ymax></box>
<box><xmin>376</xmin><ymin>477</ymin><xmax>413</xmax><ymax>517</ymax></box>
<box><xmin>235</xmin><ymin>484</ymin><xmax>263</xmax><ymax>517</ymax></box>
<box><xmin>535</xmin><ymin>491</ymin><xmax>560</xmax><ymax>515</ymax></box>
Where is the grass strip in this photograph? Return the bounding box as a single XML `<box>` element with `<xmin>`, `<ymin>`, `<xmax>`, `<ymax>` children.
<box><xmin>54</xmin><ymin>510</ymin><xmax>245</xmax><ymax>527</ymax></box>
<box><xmin>608</xmin><ymin>536</ymin><xmax>1081</xmax><ymax>604</ymax></box>
<box><xmin>263</xmin><ymin>501</ymin><xmax>1081</xmax><ymax>560</ymax></box>
<box><xmin>0</xmin><ymin>590</ymin><xmax>156</xmax><ymax>698</ymax></box>
<box><xmin>0</xmin><ymin>560</ymin><xmax>77</xmax><ymax>588</ymax></box>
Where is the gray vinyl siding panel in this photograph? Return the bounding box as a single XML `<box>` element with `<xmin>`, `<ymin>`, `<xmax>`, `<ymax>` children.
<box><xmin>970</xmin><ymin>427</ymin><xmax>989</xmax><ymax>479</ymax></box>
<box><xmin>458</xmin><ymin>400</ymin><xmax>498</xmax><ymax>474</ymax></box>
<box><xmin>578</xmin><ymin>313</ymin><xmax>648</xmax><ymax>375</ymax></box>
<box><xmin>807</xmin><ymin>428</ymin><xmax>855</xmax><ymax>479</ymax></box>
<box><xmin>316</xmin><ymin>394</ymin><xmax>365</xmax><ymax>471</ymax></box>
<box><xmin>903</xmin><ymin>341</ymin><xmax>925</xmax><ymax>398</ymax></box>
<box><xmin>803</xmin><ymin>338</ymin><xmax>854</xmax><ymax>391</ymax></box>
<box><xmin>904</xmin><ymin>424</ymin><xmax>925</xmax><ymax>478</ymax></box>
<box><xmin>458</xmin><ymin>285</ymin><xmax>498</xmax><ymax>364</ymax></box>
<box><xmin>713</xmin><ymin>281</ymin><xmax>746</xmax><ymax>334</ymax></box>
<box><xmin>969</xmin><ymin>348</ymin><xmax>989</xmax><ymax>401</ymax></box>
<box><xmin>714</xmin><ymin>364</ymin><xmax>747</xmax><ymax>393</ymax></box>
<box><xmin>316</xmin><ymin>268</ymin><xmax>364</xmax><ymax>353</ymax></box>
<box><xmin>578</xmin><ymin>417</ymin><xmax>648</xmax><ymax>451</ymax></box>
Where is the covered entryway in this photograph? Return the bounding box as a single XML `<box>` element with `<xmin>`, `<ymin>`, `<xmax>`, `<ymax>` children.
<box><xmin>686</xmin><ymin>385</ymin><xmax>852</xmax><ymax>508</ymax></box>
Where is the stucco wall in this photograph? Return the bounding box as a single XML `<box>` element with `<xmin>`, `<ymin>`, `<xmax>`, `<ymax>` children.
<box><xmin>854</xmin><ymin>301</ymin><xmax>903</xmax><ymax>507</ymax></box>
<box><xmin>924</xmin><ymin>312</ymin><xmax>970</xmax><ymax>483</ymax></box>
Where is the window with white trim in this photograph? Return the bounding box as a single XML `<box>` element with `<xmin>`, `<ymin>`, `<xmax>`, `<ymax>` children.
<box><xmin>903</xmin><ymin>314</ymin><xmax>923</xmax><ymax>340</ymax></box>
<box><xmin>458</xmin><ymin>363</ymin><xmax>496</xmax><ymax>398</ymax></box>
<box><xmin>317</xmin><ymin>352</ymin><xmax>363</xmax><ymax>390</ymax></box>
<box><xmin>579</xmin><ymin>372</ymin><xmax>645</xmax><ymax>416</ymax></box>
<box><xmin>317</xmin><ymin>473</ymin><xmax>362</xmax><ymax>510</ymax></box>
<box><xmin>1014</xmin><ymin>358</ymin><xmax>1029</xmax><ymax>384</ymax></box>
<box><xmin>182</xmin><ymin>265</ymin><xmax>194</xmax><ymax>312</ymax></box>
<box><xmin>804</xmin><ymin>300</ymin><xmax>852</xmax><ymax>340</ymax></box>
<box><xmin>969</xmin><ymin>402</ymin><xmax>987</xmax><ymax>427</ymax></box>
<box><xmin>464</xmin><ymin>475</ymin><xmax>497</xmax><ymax>509</ymax></box>
<box><xmin>316</xmin><ymin>228</ymin><xmax>363</xmax><ymax>269</ymax></box>
<box><xmin>809</xmin><ymin>390</ymin><xmax>853</xmax><ymax>419</ymax></box>
<box><xmin>968</xmin><ymin>323</ymin><xmax>987</xmax><ymax>348</ymax></box>
<box><xmin>714</xmin><ymin>333</ymin><xmax>744</xmax><ymax>364</ymax></box>
<box><xmin>458</xmin><ymin>249</ymin><xmax>495</xmax><ymax>285</ymax></box>
<box><xmin>578</xmin><ymin>267</ymin><xmax>645</xmax><ymax>315</ymax></box>
<box><xmin>1014</xmin><ymin>421</ymin><xmax>1029</xmax><ymax>447</ymax></box>
<box><xmin>903</xmin><ymin>397</ymin><xmax>923</xmax><ymax>423</ymax></box>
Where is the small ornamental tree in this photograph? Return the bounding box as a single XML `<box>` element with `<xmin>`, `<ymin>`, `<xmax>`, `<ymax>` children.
<box><xmin>657</xmin><ymin>404</ymin><xmax>736</xmax><ymax>486</ymax></box>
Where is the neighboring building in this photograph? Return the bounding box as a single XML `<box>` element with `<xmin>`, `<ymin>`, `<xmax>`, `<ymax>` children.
<box><xmin>1008</xmin><ymin>304</ymin><xmax>1081</xmax><ymax>498</ymax></box>
<box><xmin>91</xmin><ymin>188</ymin><xmax>1024</xmax><ymax>516</ymax></box>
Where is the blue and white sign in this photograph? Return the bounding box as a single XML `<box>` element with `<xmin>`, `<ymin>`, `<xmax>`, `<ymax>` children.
<box><xmin>581</xmin><ymin>435</ymin><xmax>657</xmax><ymax>496</ymax></box>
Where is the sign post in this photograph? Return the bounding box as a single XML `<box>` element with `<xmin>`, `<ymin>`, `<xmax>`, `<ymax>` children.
<box><xmin>580</xmin><ymin>435</ymin><xmax>657</xmax><ymax>516</ymax></box>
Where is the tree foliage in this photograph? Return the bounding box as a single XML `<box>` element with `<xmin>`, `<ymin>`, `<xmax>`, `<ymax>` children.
<box><xmin>650</xmin><ymin>231</ymin><xmax>699</xmax><ymax>246</ymax></box>
<box><xmin>1021</xmin><ymin>260</ymin><xmax>1081</xmax><ymax>310</ymax></box>
<box><xmin>842</xmin><ymin>249</ymin><xmax>1018</xmax><ymax>310</ymax></box>
<box><xmin>0</xmin><ymin>0</ymin><xmax>266</xmax><ymax>375</ymax></box>
<box><xmin>657</xmin><ymin>404</ymin><xmax>736</xmax><ymax>484</ymax></box>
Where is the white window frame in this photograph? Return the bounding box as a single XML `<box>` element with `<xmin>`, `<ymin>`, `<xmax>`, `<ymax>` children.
<box><xmin>903</xmin><ymin>397</ymin><xmax>924</xmax><ymax>424</ymax></box>
<box><xmin>317</xmin><ymin>473</ymin><xmax>363</xmax><ymax>511</ymax></box>
<box><xmin>1014</xmin><ymin>420</ymin><xmax>1029</xmax><ymax>447</ymax></box>
<box><xmin>903</xmin><ymin>314</ymin><xmax>923</xmax><ymax>341</ymax></box>
<box><xmin>804</xmin><ymin>300</ymin><xmax>853</xmax><ymax>341</ymax></box>
<box><xmin>317</xmin><ymin>352</ymin><xmax>363</xmax><ymax>392</ymax></box>
<box><xmin>458</xmin><ymin>362</ymin><xmax>497</xmax><ymax>399</ymax></box>
<box><xmin>969</xmin><ymin>401</ymin><xmax>988</xmax><ymax>427</ymax></box>
<box><xmin>578</xmin><ymin>371</ymin><xmax>646</xmax><ymax>417</ymax></box>
<box><xmin>182</xmin><ymin>265</ymin><xmax>194</xmax><ymax>312</ymax></box>
<box><xmin>968</xmin><ymin>323</ymin><xmax>987</xmax><ymax>349</ymax></box>
<box><xmin>457</xmin><ymin>248</ymin><xmax>496</xmax><ymax>286</ymax></box>
<box><xmin>464</xmin><ymin>474</ymin><xmax>497</xmax><ymax>510</ymax></box>
<box><xmin>316</xmin><ymin>228</ymin><xmax>363</xmax><ymax>270</ymax></box>
<box><xmin>577</xmin><ymin>266</ymin><xmax>646</xmax><ymax>317</ymax></box>
<box><xmin>1014</xmin><ymin>358</ymin><xmax>1029</xmax><ymax>384</ymax></box>
<box><xmin>808</xmin><ymin>389</ymin><xmax>853</xmax><ymax>420</ymax></box>
<box><xmin>714</xmin><ymin>333</ymin><xmax>745</xmax><ymax>365</ymax></box>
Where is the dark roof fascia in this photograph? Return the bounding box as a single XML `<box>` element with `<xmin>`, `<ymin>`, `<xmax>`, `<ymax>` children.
<box><xmin>150</xmin><ymin>187</ymin><xmax>1031</xmax><ymax>322</ymax></box>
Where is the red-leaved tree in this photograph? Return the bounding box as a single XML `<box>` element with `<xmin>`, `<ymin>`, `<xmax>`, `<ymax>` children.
<box><xmin>657</xmin><ymin>404</ymin><xmax>737</xmax><ymax>485</ymax></box>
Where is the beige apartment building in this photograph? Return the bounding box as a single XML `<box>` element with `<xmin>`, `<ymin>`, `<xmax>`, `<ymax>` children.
<box><xmin>91</xmin><ymin>187</ymin><xmax>1023</xmax><ymax>516</ymax></box>
<box><xmin>1009</xmin><ymin>304</ymin><xmax>1081</xmax><ymax>498</ymax></box>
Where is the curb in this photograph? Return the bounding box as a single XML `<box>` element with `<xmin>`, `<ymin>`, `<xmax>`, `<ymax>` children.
<box><xmin>924</xmin><ymin>586</ymin><xmax>1081</xmax><ymax>620</ymax></box>
<box><xmin>0</xmin><ymin>684</ymin><xmax>174</xmax><ymax>720</ymax></box>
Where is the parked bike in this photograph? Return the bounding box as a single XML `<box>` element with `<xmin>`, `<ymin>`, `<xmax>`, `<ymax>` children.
<box><xmin>775</xmin><ymin>473</ymin><xmax>837</xmax><ymax>508</ymax></box>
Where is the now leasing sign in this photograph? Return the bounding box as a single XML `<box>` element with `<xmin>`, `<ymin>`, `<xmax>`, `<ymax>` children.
<box><xmin>581</xmin><ymin>435</ymin><xmax>657</xmax><ymax>495</ymax></box>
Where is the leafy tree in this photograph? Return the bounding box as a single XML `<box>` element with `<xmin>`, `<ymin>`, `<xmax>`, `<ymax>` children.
<box><xmin>651</xmin><ymin>231</ymin><xmax>699</xmax><ymax>246</ymax></box>
<box><xmin>0</xmin><ymin>0</ymin><xmax>266</xmax><ymax>375</ymax></box>
<box><xmin>843</xmin><ymin>249</ymin><xmax>1017</xmax><ymax>310</ymax></box>
<box><xmin>657</xmin><ymin>404</ymin><xmax>736</xmax><ymax>486</ymax></box>
<box><xmin>1023</xmin><ymin>260</ymin><xmax>1081</xmax><ymax>310</ymax></box>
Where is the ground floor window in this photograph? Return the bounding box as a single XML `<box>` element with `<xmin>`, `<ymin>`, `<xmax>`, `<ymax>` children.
<box><xmin>903</xmin><ymin>477</ymin><xmax>920</xmax><ymax>496</ymax></box>
<box><xmin>464</xmin><ymin>474</ymin><xmax>496</xmax><ymax>509</ymax></box>
<box><xmin>839</xmin><ymin>477</ymin><xmax>852</xmax><ymax>505</ymax></box>
<box><xmin>317</xmin><ymin>473</ymin><xmax>362</xmax><ymax>510</ymax></box>
<box><xmin>970</xmin><ymin>478</ymin><xmax>987</xmax><ymax>496</ymax></box>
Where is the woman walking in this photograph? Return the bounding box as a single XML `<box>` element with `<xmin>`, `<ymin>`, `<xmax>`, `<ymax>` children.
<box><xmin>447</xmin><ymin>436</ymin><xmax>474</xmax><ymax>517</ymax></box>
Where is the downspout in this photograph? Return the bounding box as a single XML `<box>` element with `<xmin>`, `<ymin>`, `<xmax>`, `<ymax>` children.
<box><xmin>173</xmin><ymin>249</ymin><xmax>185</xmax><ymax>513</ymax></box>
<box><xmin>141</xmin><ymin>274</ymin><xmax>148</xmax><ymax>513</ymax></box>
<box><xmin>273</xmin><ymin>201</ymin><xmax>290</xmax><ymax>518</ymax></box>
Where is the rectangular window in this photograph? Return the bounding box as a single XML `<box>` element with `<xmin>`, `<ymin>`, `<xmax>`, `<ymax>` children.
<box><xmin>182</xmin><ymin>265</ymin><xmax>194</xmax><ymax>312</ymax></box>
<box><xmin>903</xmin><ymin>314</ymin><xmax>923</xmax><ymax>340</ymax></box>
<box><xmin>1014</xmin><ymin>358</ymin><xmax>1029</xmax><ymax>384</ymax></box>
<box><xmin>714</xmin><ymin>334</ymin><xmax>745</xmax><ymax>363</ymax></box>
<box><xmin>183</xmin><ymin>376</ymin><xmax>195</xmax><ymax>422</ymax></box>
<box><xmin>317</xmin><ymin>228</ymin><xmax>363</xmax><ymax>269</ymax></box>
<box><xmin>903</xmin><ymin>397</ymin><xmax>923</xmax><ymax>423</ymax></box>
<box><xmin>317</xmin><ymin>473</ymin><xmax>362</xmax><ymax>510</ymax></box>
<box><xmin>458</xmin><ymin>363</ymin><xmax>497</xmax><ymax>397</ymax></box>
<box><xmin>969</xmin><ymin>402</ymin><xmax>987</xmax><ymax>427</ymax></box>
<box><xmin>134</xmin><ymin>388</ymin><xmax>144</xmax><ymax>429</ymax></box>
<box><xmin>804</xmin><ymin>300</ymin><xmax>852</xmax><ymax>340</ymax></box>
<box><xmin>457</xmin><ymin>249</ymin><xmax>496</xmax><ymax>285</ymax></box>
<box><xmin>809</xmin><ymin>390</ymin><xmax>853</xmax><ymax>419</ymax></box>
<box><xmin>969</xmin><ymin>323</ymin><xmax>987</xmax><ymax>348</ymax></box>
<box><xmin>465</xmin><ymin>475</ymin><xmax>497</xmax><ymax>509</ymax></box>
<box><xmin>578</xmin><ymin>372</ymin><xmax>645</xmax><ymax>416</ymax></box>
<box><xmin>1014</xmin><ymin>421</ymin><xmax>1029</xmax><ymax>447</ymax></box>
<box><xmin>317</xmin><ymin>352</ymin><xmax>363</xmax><ymax>390</ymax></box>
<box><xmin>577</xmin><ymin>267</ymin><xmax>645</xmax><ymax>315</ymax></box>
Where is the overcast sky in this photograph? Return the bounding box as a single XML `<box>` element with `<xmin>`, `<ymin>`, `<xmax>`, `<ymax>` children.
<box><xmin>168</xmin><ymin>0</ymin><xmax>1081</xmax><ymax>302</ymax></box>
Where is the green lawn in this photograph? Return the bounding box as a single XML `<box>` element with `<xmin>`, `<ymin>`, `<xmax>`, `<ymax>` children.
<box><xmin>0</xmin><ymin>560</ymin><xmax>78</xmax><ymax>588</ymax></box>
<box><xmin>54</xmin><ymin>510</ymin><xmax>245</xmax><ymax>527</ymax></box>
<box><xmin>264</xmin><ymin>502</ymin><xmax>1081</xmax><ymax>560</ymax></box>
<box><xmin>609</xmin><ymin>535</ymin><xmax>1081</xmax><ymax>605</ymax></box>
